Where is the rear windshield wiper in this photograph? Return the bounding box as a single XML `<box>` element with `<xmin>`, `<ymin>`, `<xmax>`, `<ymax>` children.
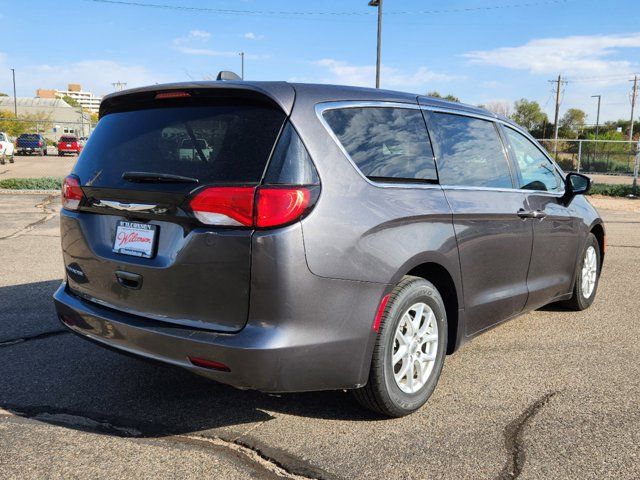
<box><xmin>122</xmin><ymin>172</ymin><xmax>199</xmax><ymax>184</ymax></box>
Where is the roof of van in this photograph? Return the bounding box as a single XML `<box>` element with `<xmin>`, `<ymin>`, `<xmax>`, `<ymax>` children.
<box><xmin>100</xmin><ymin>80</ymin><xmax>499</xmax><ymax>120</ymax></box>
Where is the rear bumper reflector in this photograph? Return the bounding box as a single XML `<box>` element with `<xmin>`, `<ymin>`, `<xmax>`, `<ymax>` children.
<box><xmin>188</xmin><ymin>356</ymin><xmax>231</xmax><ymax>372</ymax></box>
<box><xmin>372</xmin><ymin>294</ymin><xmax>391</xmax><ymax>332</ymax></box>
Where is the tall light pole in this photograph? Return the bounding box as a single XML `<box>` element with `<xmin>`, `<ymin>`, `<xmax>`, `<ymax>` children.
<box><xmin>239</xmin><ymin>52</ymin><xmax>245</xmax><ymax>80</ymax></box>
<box><xmin>591</xmin><ymin>94</ymin><xmax>601</xmax><ymax>163</ymax></box>
<box><xmin>11</xmin><ymin>68</ymin><xmax>17</xmax><ymax>117</ymax></box>
<box><xmin>368</xmin><ymin>0</ymin><xmax>383</xmax><ymax>88</ymax></box>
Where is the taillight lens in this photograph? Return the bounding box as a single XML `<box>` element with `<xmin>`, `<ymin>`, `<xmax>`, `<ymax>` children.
<box><xmin>189</xmin><ymin>186</ymin><xmax>315</xmax><ymax>228</ymax></box>
<box><xmin>255</xmin><ymin>187</ymin><xmax>311</xmax><ymax>228</ymax></box>
<box><xmin>189</xmin><ymin>186</ymin><xmax>255</xmax><ymax>226</ymax></box>
<box><xmin>62</xmin><ymin>175</ymin><xmax>84</xmax><ymax>210</ymax></box>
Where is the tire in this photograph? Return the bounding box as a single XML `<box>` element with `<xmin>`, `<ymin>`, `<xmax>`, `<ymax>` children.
<box><xmin>0</xmin><ymin>156</ymin><xmax>5</xmax><ymax>165</ymax></box>
<box><xmin>352</xmin><ymin>276</ymin><xmax>448</xmax><ymax>417</ymax></box>
<box><xmin>8</xmin><ymin>155</ymin><xmax>14</xmax><ymax>163</ymax></box>
<box><xmin>563</xmin><ymin>233</ymin><xmax>601</xmax><ymax>311</ymax></box>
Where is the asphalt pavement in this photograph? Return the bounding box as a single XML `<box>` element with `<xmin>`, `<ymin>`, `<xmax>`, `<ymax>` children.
<box><xmin>0</xmin><ymin>193</ymin><xmax>638</xmax><ymax>479</ymax></box>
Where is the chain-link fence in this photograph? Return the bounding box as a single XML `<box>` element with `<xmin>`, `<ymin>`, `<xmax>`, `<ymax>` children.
<box><xmin>538</xmin><ymin>139</ymin><xmax>640</xmax><ymax>177</ymax></box>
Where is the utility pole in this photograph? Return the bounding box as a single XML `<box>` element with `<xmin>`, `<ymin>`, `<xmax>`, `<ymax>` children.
<box><xmin>239</xmin><ymin>52</ymin><xmax>245</xmax><ymax>80</ymax></box>
<box><xmin>548</xmin><ymin>74</ymin><xmax>566</xmax><ymax>158</ymax></box>
<box><xmin>111</xmin><ymin>81</ymin><xmax>127</xmax><ymax>92</ymax></box>
<box><xmin>11</xmin><ymin>68</ymin><xmax>17</xmax><ymax>117</ymax></box>
<box><xmin>629</xmin><ymin>75</ymin><xmax>638</xmax><ymax>143</ymax></box>
<box><xmin>591</xmin><ymin>94</ymin><xmax>601</xmax><ymax>163</ymax></box>
<box><xmin>631</xmin><ymin>75</ymin><xmax>639</xmax><ymax>194</ymax></box>
<box><xmin>368</xmin><ymin>0</ymin><xmax>383</xmax><ymax>88</ymax></box>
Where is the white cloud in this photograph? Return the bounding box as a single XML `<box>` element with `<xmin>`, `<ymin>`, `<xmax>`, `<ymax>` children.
<box><xmin>312</xmin><ymin>59</ymin><xmax>459</xmax><ymax>90</ymax></box>
<box><xmin>463</xmin><ymin>33</ymin><xmax>640</xmax><ymax>80</ymax></box>
<box><xmin>189</xmin><ymin>30</ymin><xmax>211</xmax><ymax>40</ymax></box>
<box><xmin>176</xmin><ymin>47</ymin><xmax>237</xmax><ymax>57</ymax></box>
<box><xmin>0</xmin><ymin>56</ymin><xmax>163</xmax><ymax>97</ymax></box>
<box><xmin>243</xmin><ymin>32</ymin><xmax>264</xmax><ymax>40</ymax></box>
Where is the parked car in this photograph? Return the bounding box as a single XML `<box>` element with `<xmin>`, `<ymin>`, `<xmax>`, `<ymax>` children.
<box><xmin>54</xmin><ymin>81</ymin><xmax>604</xmax><ymax>417</ymax></box>
<box><xmin>16</xmin><ymin>133</ymin><xmax>47</xmax><ymax>156</ymax></box>
<box><xmin>0</xmin><ymin>132</ymin><xmax>14</xmax><ymax>164</ymax></box>
<box><xmin>57</xmin><ymin>135</ymin><xmax>83</xmax><ymax>156</ymax></box>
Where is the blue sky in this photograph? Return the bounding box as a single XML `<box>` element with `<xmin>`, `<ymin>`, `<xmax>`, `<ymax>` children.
<box><xmin>1</xmin><ymin>0</ymin><xmax>639</xmax><ymax>122</ymax></box>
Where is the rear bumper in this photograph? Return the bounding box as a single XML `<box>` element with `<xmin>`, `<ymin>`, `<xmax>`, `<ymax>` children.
<box><xmin>54</xmin><ymin>276</ymin><xmax>384</xmax><ymax>392</ymax></box>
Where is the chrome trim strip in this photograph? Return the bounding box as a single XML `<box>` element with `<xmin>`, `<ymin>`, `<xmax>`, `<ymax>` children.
<box><xmin>94</xmin><ymin>200</ymin><xmax>159</xmax><ymax>212</ymax></box>
<box><xmin>315</xmin><ymin>100</ymin><xmax>567</xmax><ymax>196</ymax></box>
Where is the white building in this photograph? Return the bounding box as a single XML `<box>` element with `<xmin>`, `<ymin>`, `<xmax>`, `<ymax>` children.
<box><xmin>36</xmin><ymin>84</ymin><xmax>102</xmax><ymax>113</ymax></box>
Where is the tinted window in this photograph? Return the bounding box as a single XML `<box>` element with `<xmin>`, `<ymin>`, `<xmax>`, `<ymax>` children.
<box><xmin>425</xmin><ymin>112</ymin><xmax>512</xmax><ymax>188</ymax></box>
<box><xmin>73</xmin><ymin>105</ymin><xmax>286</xmax><ymax>188</ymax></box>
<box><xmin>264</xmin><ymin>122</ymin><xmax>319</xmax><ymax>185</ymax></box>
<box><xmin>60</xmin><ymin>136</ymin><xmax>77</xmax><ymax>142</ymax></box>
<box><xmin>323</xmin><ymin>107</ymin><xmax>437</xmax><ymax>182</ymax></box>
<box><xmin>504</xmin><ymin>127</ymin><xmax>562</xmax><ymax>192</ymax></box>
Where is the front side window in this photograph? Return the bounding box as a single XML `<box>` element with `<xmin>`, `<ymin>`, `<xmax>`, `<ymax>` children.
<box><xmin>424</xmin><ymin>112</ymin><xmax>513</xmax><ymax>189</ymax></box>
<box><xmin>322</xmin><ymin>107</ymin><xmax>437</xmax><ymax>182</ymax></box>
<box><xmin>503</xmin><ymin>127</ymin><xmax>563</xmax><ymax>192</ymax></box>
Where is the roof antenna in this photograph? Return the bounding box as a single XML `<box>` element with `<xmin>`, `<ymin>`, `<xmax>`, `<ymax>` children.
<box><xmin>216</xmin><ymin>71</ymin><xmax>242</xmax><ymax>81</ymax></box>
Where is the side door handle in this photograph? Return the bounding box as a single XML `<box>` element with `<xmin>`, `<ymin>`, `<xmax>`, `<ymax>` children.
<box><xmin>517</xmin><ymin>209</ymin><xmax>547</xmax><ymax>219</ymax></box>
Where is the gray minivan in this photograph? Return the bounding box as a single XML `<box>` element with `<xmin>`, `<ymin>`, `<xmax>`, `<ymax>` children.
<box><xmin>54</xmin><ymin>81</ymin><xmax>604</xmax><ymax>417</ymax></box>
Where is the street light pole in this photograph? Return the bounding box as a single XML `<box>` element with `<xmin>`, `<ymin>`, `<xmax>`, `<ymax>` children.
<box><xmin>11</xmin><ymin>68</ymin><xmax>17</xmax><ymax>117</ymax></box>
<box><xmin>239</xmin><ymin>52</ymin><xmax>245</xmax><ymax>80</ymax></box>
<box><xmin>368</xmin><ymin>0</ymin><xmax>383</xmax><ymax>88</ymax></box>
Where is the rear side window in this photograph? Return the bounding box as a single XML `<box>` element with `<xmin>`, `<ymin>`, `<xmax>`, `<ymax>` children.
<box><xmin>424</xmin><ymin>112</ymin><xmax>513</xmax><ymax>189</ymax></box>
<box><xmin>73</xmin><ymin>105</ymin><xmax>286</xmax><ymax>188</ymax></box>
<box><xmin>264</xmin><ymin>122</ymin><xmax>319</xmax><ymax>185</ymax></box>
<box><xmin>322</xmin><ymin>107</ymin><xmax>437</xmax><ymax>182</ymax></box>
<box><xmin>503</xmin><ymin>127</ymin><xmax>562</xmax><ymax>192</ymax></box>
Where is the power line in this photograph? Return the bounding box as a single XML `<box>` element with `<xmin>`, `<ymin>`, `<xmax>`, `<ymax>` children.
<box><xmin>87</xmin><ymin>0</ymin><xmax>574</xmax><ymax>17</ymax></box>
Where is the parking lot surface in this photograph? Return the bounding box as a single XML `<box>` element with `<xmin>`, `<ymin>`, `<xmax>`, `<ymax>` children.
<box><xmin>0</xmin><ymin>193</ymin><xmax>638</xmax><ymax>479</ymax></box>
<box><xmin>0</xmin><ymin>154</ymin><xmax>75</xmax><ymax>180</ymax></box>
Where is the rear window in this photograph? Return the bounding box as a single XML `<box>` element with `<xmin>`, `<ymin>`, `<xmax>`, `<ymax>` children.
<box><xmin>19</xmin><ymin>134</ymin><xmax>39</xmax><ymax>140</ymax></box>
<box><xmin>60</xmin><ymin>136</ymin><xmax>77</xmax><ymax>142</ymax></box>
<box><xmin>73</xmin><ymin>105</ymin><xmax>286</xmax><ymax>188</ymax></box>
<box><xmin>322</xmin><ymin>107</ymin><xmax>437</xmax><ymax>182</ymax></box>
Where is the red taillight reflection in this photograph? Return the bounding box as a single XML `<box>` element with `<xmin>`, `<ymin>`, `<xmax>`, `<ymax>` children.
<box><xmin>372</xmin><ymin>294</ymin><xmax>391</xmax><ymax>332</ymax></box>
<box><xmin>62</xmin><ymin>175</ymin><xmax>84</xmax><ymax>210</ymax></box>
<box><xmin>189</xmin><ymin>186</ymin><xmax>314</xmax><ymax>228</ymax></box>
<box><xmin>188</xmin><ymin>356</ymin><xmax>231</xmax><ymax>372</ymax></box>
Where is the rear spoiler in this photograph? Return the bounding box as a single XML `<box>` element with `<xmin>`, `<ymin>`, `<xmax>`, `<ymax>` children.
<box><xmin>99</xmin><ymin>81</ymin><xmax>295</xmax><ymax>119</ymax></box>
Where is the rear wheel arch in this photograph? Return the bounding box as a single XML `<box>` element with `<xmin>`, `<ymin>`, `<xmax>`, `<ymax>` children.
<box><xmin>404</xmin><ymin>262</ymin><xmax>459</xmax><ymax>354</ymax></box>
<box><xmin>590</xmin><ymin>223</ymin><xmax>605</xmax><ymax>267</ymax></box>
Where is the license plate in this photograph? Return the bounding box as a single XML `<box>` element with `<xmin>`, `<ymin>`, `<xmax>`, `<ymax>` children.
<box><xmin>113</xmin><ymin>221</ymin><xmax>158</xmax><ymax>259</ymax></box>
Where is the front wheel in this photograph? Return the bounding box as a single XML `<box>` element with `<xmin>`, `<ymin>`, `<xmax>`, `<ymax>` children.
<box><xmin>352</xmin><ymin>276</ymin><xmax>447</xmax><ymax>417</ymax></box>
<box><xmin>8</xmin><ymin>155</ymin><xmax>14</xmax><ymax>163</ymax></box>
<box><xmin>563</xmin><ymin>233</ymin><xmax>601</xmax><ymax>311</ymax></box>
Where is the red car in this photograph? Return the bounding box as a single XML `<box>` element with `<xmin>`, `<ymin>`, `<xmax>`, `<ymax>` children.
<box><xmin>57</xmin><ymin>135</ymin><xmax>82</xmax><ymax>156</ymax></box>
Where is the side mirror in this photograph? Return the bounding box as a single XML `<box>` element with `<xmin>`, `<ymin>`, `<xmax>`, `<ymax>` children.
<box><xmin>565</xmin><ymin>172</ymin><xmax>591</xmax><ymax>197</ymax></box>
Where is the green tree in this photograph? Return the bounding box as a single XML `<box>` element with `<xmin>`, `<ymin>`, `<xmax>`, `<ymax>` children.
<box><xmin>559</xmin><ymin>108</ymin><xmax>586</xmax><ymax>138</ymax></box>
<box><xmin>0</xmin><ymin>93</ymin><xmax>8</xmax><ymax>97</ymax></box>
<box><xmin>510</xmin><ymin>99</ymin><xmax>548</xmax><ymax>135</ymax></box>
<box><xmin>426</xmin><ymin>91</ymin><xmax>460</xmax><ymax>102</ymax></box>
<box><xmin>60</xmin><ymin>95</ymin><xmax>80</xmax><ymax>108</ymax></box>
<box><xmin>0</xmin><ymin>110</ymin><xmax>53</xmax><ymax>137</ymax></box>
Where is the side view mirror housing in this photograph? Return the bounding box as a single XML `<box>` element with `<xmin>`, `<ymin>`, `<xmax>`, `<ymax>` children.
<box><xmin>564</xmin><ymin>172</ymin><xmax>591</xmax><ymax>199</ymax></box>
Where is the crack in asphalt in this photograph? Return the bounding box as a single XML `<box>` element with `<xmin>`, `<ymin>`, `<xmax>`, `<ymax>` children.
<box><xmin>497</xmin><ymin>391</ymin><xmax>559</xmax><ymax>480</ymax></box>
<box><xmin>0</xmin><ymin>404</ymin><xmax>334</xmax><ymax>480</ymax></box>
<box><xmin>0</xmin><ymin>194</ymin><xmax>56</xmax><ymax>240</ymax></box>
<box><xmin>0</xmin><ymin>330</ymin><xmax>69</xmax><ymax>347</ymax></box>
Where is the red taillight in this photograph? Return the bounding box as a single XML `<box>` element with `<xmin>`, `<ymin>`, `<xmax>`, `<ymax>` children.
<box><xmin>188</xmin><ymin>356</ymin><xmax>231</xmax><ymax>372</ymax></box>
<box><xmin>255</xmin><ymin>188</ymin><xmax>311</xmax><ymax>228</ymax></box>
<box><xmin>62</xmin><ymin>175</ymin><xmax>84</xmax><ymax>210</ymax></box>
<box><xmin>372</xmin><ymin>294</ymin><xmax>391</xmax><ymax>332</ymax></box>
<box><xmin>189</xmin><ymin>186</ymin><xmax>314</xmax><ymax>228</ymax></box>
<box><xmin>155</xmin><ymin>91</ymin><xmax>191</xmax><ymax>100</ymax></box>
<box><xmin>189</xmin><ymin>186</ymin><xmax>255</xmax><ymax>226</ymax></box>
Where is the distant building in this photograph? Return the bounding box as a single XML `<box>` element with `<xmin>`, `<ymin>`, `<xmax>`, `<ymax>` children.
<box><xmin>0</xmin><ymin>97</ymin><xmax>92</xmax><ymax>140</ymax></box>
<box><xmin>36</xmin><ymin>83</ymin><xmax>102</xmax><ymax>113</ymax></box>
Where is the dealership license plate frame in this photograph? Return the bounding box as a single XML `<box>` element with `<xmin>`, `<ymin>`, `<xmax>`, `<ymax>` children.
<box><xmin>112</xmin><ymin>220</ymin><xmax>158</xmax><ymax>259</ymax></box>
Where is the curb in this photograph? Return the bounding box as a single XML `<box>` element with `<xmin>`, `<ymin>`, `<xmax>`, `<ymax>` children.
<box><xmin>0</xmin><ymin>189</ymin><xmax>59</xmax><ymax>195</ymax></box>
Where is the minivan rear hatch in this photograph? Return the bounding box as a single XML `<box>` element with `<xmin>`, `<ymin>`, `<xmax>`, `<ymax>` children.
<box><xmin>62</xmin><ymin>87</ymin><xmax>289</xmax><ymax>332</ymax></box>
